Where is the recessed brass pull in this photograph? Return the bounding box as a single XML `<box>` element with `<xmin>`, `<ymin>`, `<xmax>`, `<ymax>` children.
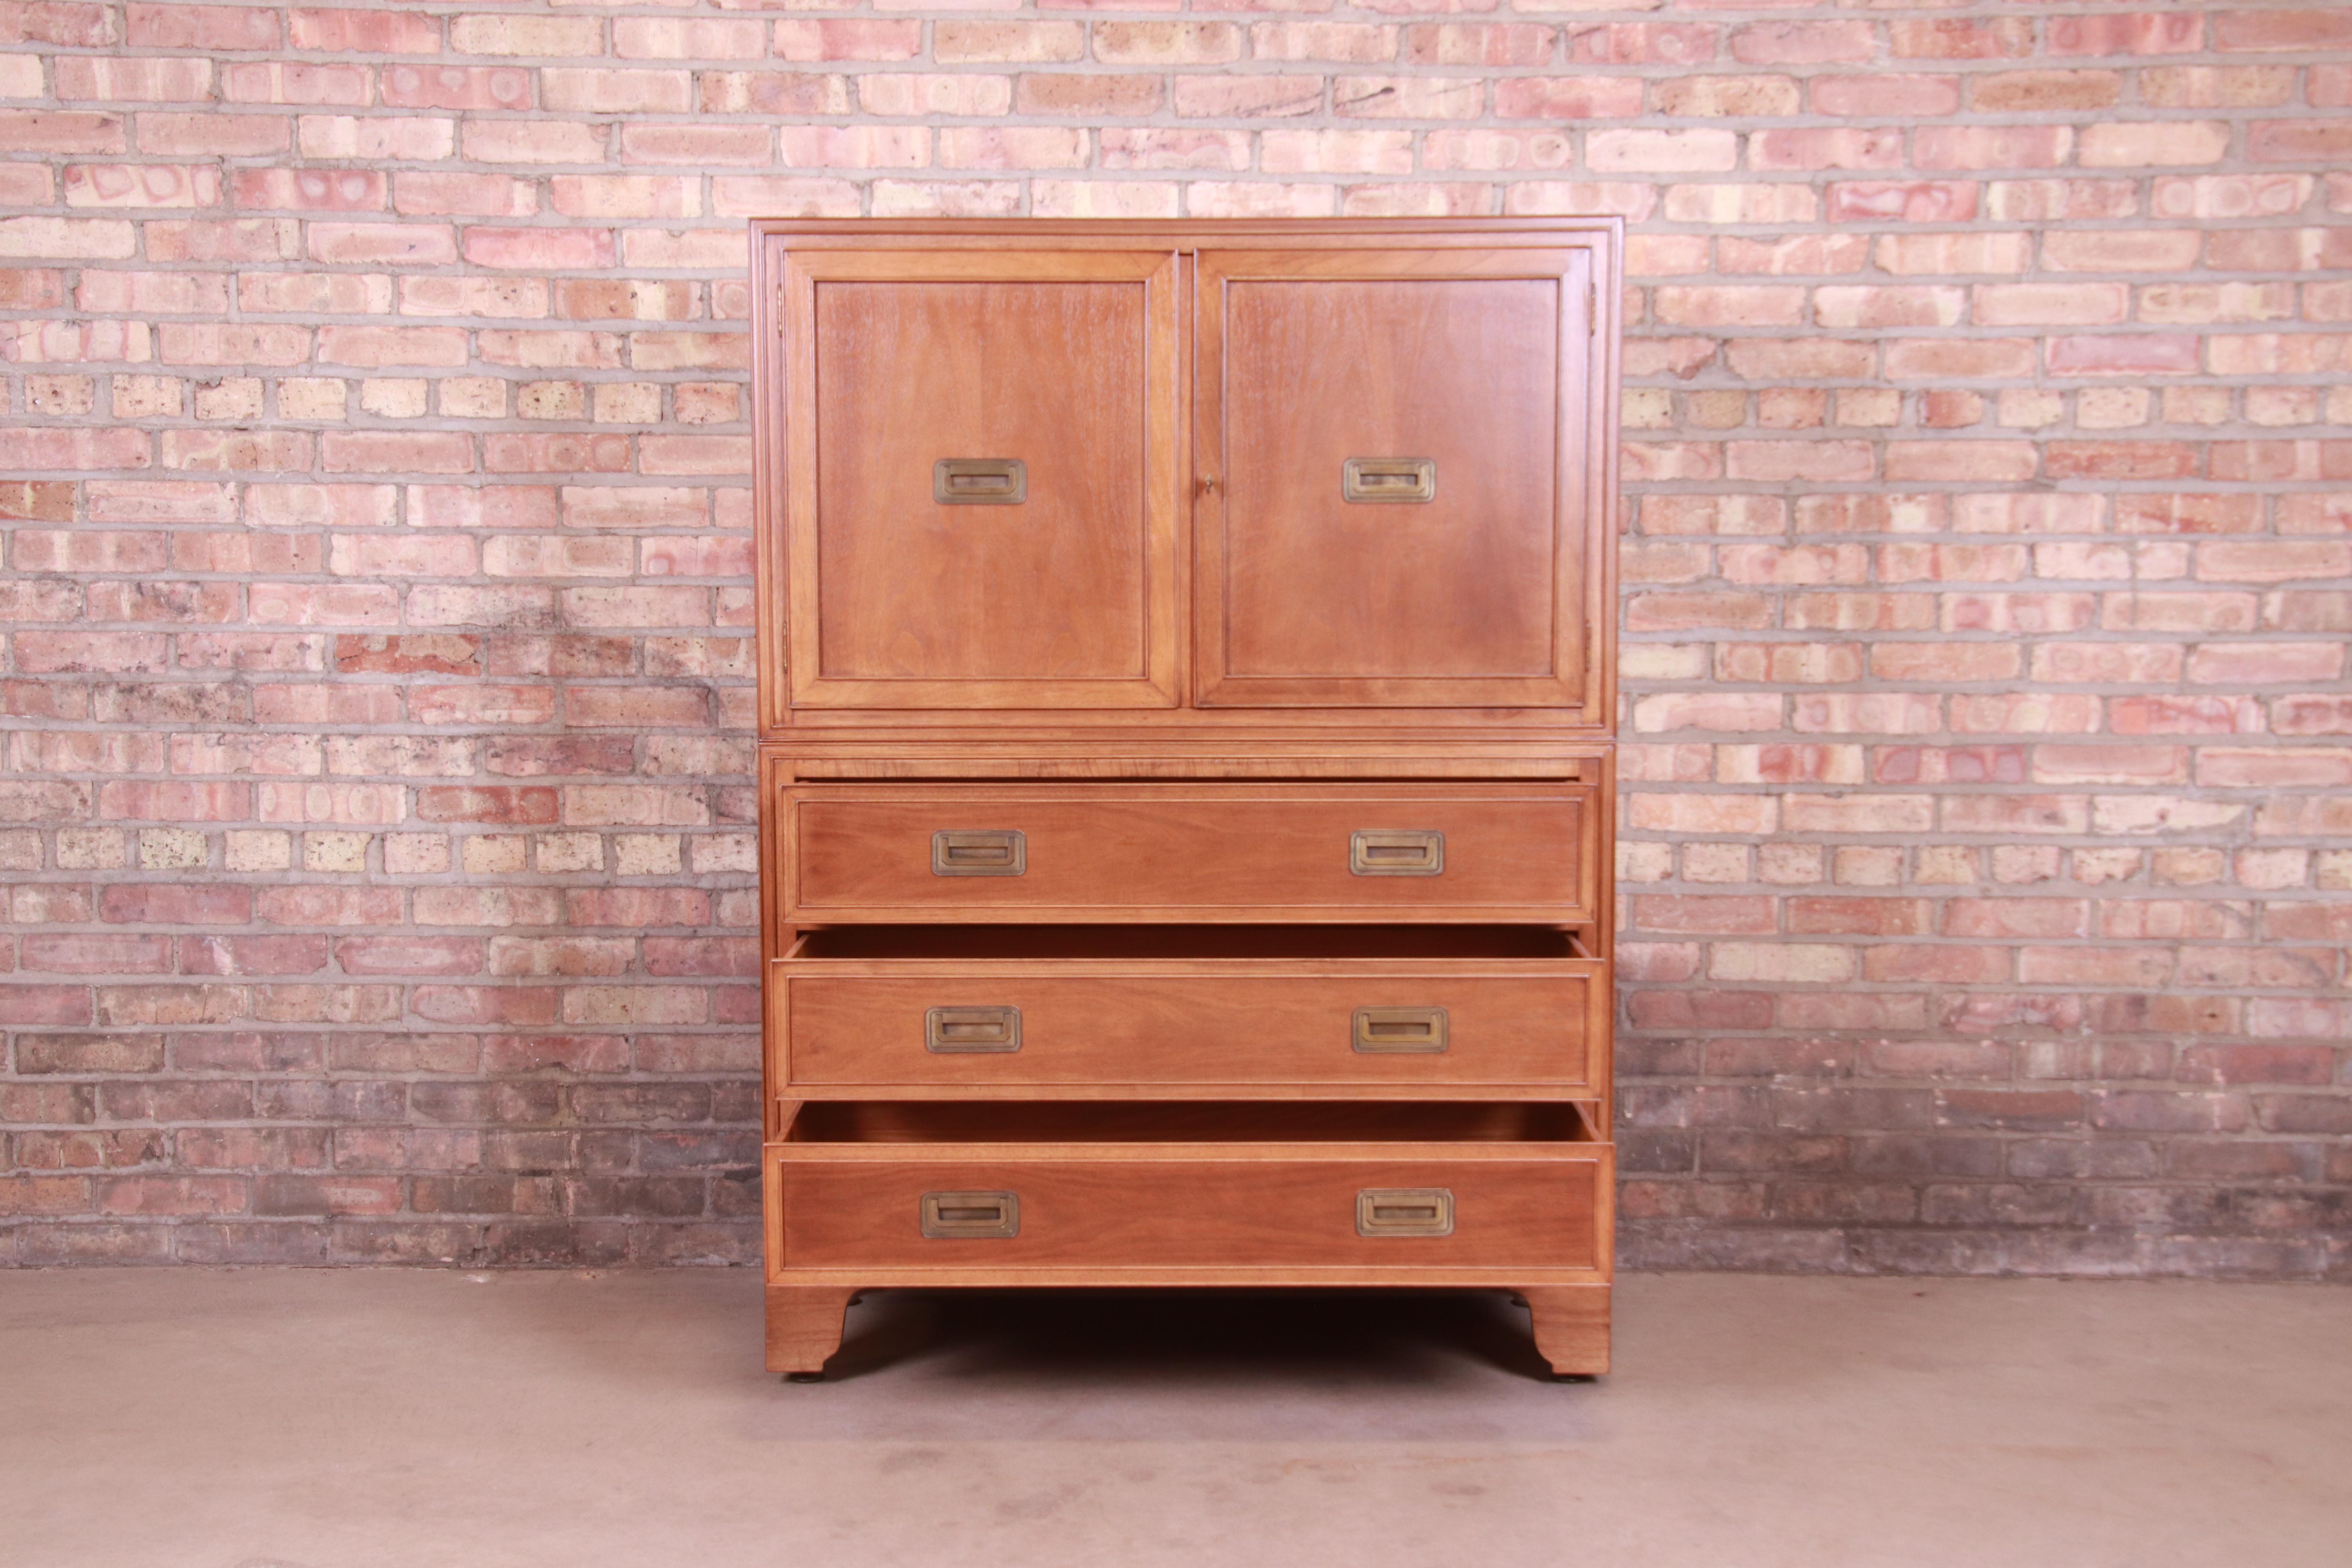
<box><xmin>1343</xmin><ymin>457</ymin><xmax>1435</xmax><ymax>504</ymax></box>
<box><xmin>1353</xmin><ymin>1006</ymin><xmax>1448</xmax><ymax>1053</ymax></box>
<box><xmin>1357</xmin><ymin>1188</ymin><xmax>1454</xmax><ymax>1238</ymax></box>
<box><xmin>934</xmin><ymin>458</ymin><xmax>1026</xmax><ymax>505</ymax></box>
<box><xmin>920</xmin><ymin>1190</ymin><xmax>1020</xmax><ymax>1238</ymax></box>
<box><xmin>926</xmin><ymin>1005</ymin><xmax>1021</xmax><ymax>1053</ymax></box>
<box><xmin>1350</xmin><ymin>829</ymin><xmax>1443</xmax><ymax>876</ymax></box>
<box><xmin>932</xmin><ymin>829</ymin><xmax>1025</xmax><ymax>877</ymax></box>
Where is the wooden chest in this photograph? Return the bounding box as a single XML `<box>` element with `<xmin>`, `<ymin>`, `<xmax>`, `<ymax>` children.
<box><xmin>752</xmin><ymin>218</ymin><xmax>1621</xmax><ymax>1379</ymax></box>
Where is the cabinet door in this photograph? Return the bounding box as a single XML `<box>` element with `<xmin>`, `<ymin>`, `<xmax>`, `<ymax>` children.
<box><xmin>1194</xmin><ymin>246</ymin><xmax>1600</xmax><ymax>711</ymax></box>
<box><xmin>780</xmin><ymin>248</ymin><xmax>1181</xmax><ymax>709</ymax></box>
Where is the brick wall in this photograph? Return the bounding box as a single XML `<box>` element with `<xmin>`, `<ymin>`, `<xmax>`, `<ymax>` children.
<box><xmin>0</xmin><ymin>1</ymin><xmax>2346</xmax><ymax>1277</ymax></box>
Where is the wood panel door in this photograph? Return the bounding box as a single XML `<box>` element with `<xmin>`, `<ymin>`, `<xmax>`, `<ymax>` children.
<box><xmin>1194</xmin><ymin>245</ymin><xmax>1601</xmax><ymax>711</ymax></box>
<box><xmin>779</xmin><ymin>247</ymin><xmax>1182</xmax><ymax>710</ymax></box>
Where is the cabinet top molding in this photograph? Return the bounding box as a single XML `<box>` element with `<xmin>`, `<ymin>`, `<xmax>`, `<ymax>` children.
<box><xmin>751</xmin><ymin>216</ymin><xmax>1625</xmax><ymax>242</ymax></box>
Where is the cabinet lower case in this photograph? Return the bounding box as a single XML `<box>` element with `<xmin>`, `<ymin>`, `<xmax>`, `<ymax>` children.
<box><xmin>762</xmin><ymin>1101</ymin><xmax>1613</xmax><ymax>1379</ymax></box>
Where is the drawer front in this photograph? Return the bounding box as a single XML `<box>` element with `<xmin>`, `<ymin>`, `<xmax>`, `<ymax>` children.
<box><xmin>782</xmin><ymin>965</ymin><xmax>1606</xmax><ymax>1091</ymax></box>
<box><xmin>779</xmin><ymin>1152</ymin><xmax>1602</xmax><ymax>1270</ymax></box>
<box><xmin>776</xmin><ymin>247</ymin><xmax>1185</xmax><ymax>715</ymax></box>
<box><xmin>784</xmin><ymin>784</ymin><xmax>1598</xmax><ymax>922</ymax></box>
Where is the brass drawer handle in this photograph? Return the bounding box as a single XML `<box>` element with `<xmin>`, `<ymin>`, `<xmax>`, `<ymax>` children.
<box><xmin>934</xmin><ymin>458</ymin><xmax>1026</xmax><ymax>505</ymax></box>
<box><xmin>920</xmin><ymin>1191</ymin><xmax>1019</xmax><ymax>1239</ymax></box>
<box><xmin>926</xmin><ymin>1005</ymin><xmax>1021</xmax><ymax>1053</ymax></box>
<box><xmin>1353</xmin><ymin>1006</ymin><xmax>1448</xmax><ymax>1054</ymax></box>
<box><xmin>1357</xmin><ymin>1188</ymin><xmax>1454</xmax><ymax>1238</ymax></box>
<box><xmin>1350</xmin><ymin>829</ymin><xmax>1443</xmax><ymax>876</ymax></box>
<box><xmin>932</xmin><ymin>829</ymin><xmax>1025</xmax><ymax>877</ymax></box>
<box><xmin>1343</xmin><ymin>457</ymin><xmax>1435</xmax><ymax>504</ymax></box>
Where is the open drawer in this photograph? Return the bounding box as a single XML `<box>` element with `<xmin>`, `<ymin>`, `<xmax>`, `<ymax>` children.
<box><xmin>771</xmin><ymin>925</ymin><xmax>1610</xmax><ymax>1099</ymax></box>
<box><xmin>777</xmin><ymin>782</ymin><xmax>1601</xmax><ymax>924</ymax></box>
<box><xmin>767</xmin><ymin>1101</ymin><xmax>1612</xmax><ymax>1285</ymax></box>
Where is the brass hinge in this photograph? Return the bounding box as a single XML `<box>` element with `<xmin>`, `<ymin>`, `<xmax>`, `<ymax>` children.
<box><xmin>1587</xmin><ymin>276</ymin><xmax>1598</xmax><ymax>337</ymax></box>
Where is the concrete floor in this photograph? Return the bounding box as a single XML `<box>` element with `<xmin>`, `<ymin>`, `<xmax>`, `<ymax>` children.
<box><xmin>1</xmin><ymin>1271</ymin><xmax>2344</xmax><ymax>1567</ymax></box>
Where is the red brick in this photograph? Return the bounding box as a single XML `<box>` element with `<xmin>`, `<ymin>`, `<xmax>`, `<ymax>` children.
<box><xmin>136</xmin><ymin>111</ymin><xmax>288</xmax><ymax>156</ymax></box>
<box><xmin>1016</xmin><ymin>75</ymin><xmax>1158</xmax><ymax>119</ymax></box>
<box><xmin>307</xmin><ymin>222</ymin><xmax>453</xmax><ymax>266</ymax></box>
<box><xmin>2047</xmin><ymin>335</ymin><xmax>2200</xmax><ymax>376</ymax></box>
<box><xmin>0</xmin><ymin>3</ymin><xmax>120</xmax><ymax>47</ymax></box>
<box><xmin>320</xmin><ymin>431</ymin><xmax>474</xmax><ymax>475</ymax></box>
<box><xmin>1403</xmin><ymin>24</ymin><xmax>1555</xmax><ymax>69</ymax></box>
<box><xmin>774</xmin><ymin>19</ymin><xmax>920</xmax><ymax>61</ymax></box>
<box><xmin>1586</xmin><ymin>128</ymin><xmax>1737</xmax><ymax>174</ymax></box>
<box><xmin>1790</xmin><ymin>898</ymin><xmax>1933</xmax><ymax>937</ymax></box>
<box><xmin>2249</xmin><ymin>121</ymin><xmax>2352</xmax><ymax>163</ymax></box>
<box><xmin>178</xmin><ymin>936</ymin><xmax>329</xmax><ymax>976</ymax></box>
<box><xmin>2082</xmin><ymin>122</ymin><xmax>2232</xmax><ymax>169</ymax></box>
<box><xmin>2049</xmin><ymin>14</ymin><xmax>2203</xmax><ymax>57</ymax></box>
<box><xmin>542</xmin><ymin>68</ymin><xmax>691</xmax><ymax>115</ymax></box>
<box><xmin>699</xmin><ymin>71</ymin><xmax>848</xmax><ymax>118</ymax></box>
<box><xmin>1566</xmin><ymin>23</ymin><xmax>1714</xmax><ymax>66</ymax></box>
<box><xmin>1749</xmin><ymin>128</ymin><xmax>1902</xmax><ymax>172</ymax></box>
<box><xmin>1816</xmin><ymin>286</ymin><xmax>1964</xmax><ymax>329</ymax></box>
<box><xmin>290</xmin><ymin>7</ymin><xmax>438</xmax><ymax>52</ymax></box>
<box><xmin>415</xmin><ymin>786</ymin><xmax>559</xmax><ymax>825</ymax></box>
<box><xmin>0</xmin><ymin>984</ymin><xmax>95</xmax><ymax>1024</ymax></box>
<box><xmin>54</xmin><ymin>58</ymin><xmax>209</xmax><ymax>103</ymax></box>
<box><xmin>1493</xmin><ymin>77</ymin><xmax>1643</xmax><ymax>120</ymax></box>
<box><xmin>1971</xmin><ymin>71</ymin><xmax>2122</xmax><ymax>113</ymax></box>
<box><xmin>1728</xmin><ymin>21</ymin><xmax>1871</xmax><ymax>65</ymax></box>
<box><xmin>1632</xmin><ymin>896</ymin><xmax>1776</xmax><ymax>935</ymax></box>
<box><xmin>1914</xmin><ymin>126</ymin><xmax>2073</xmax><ymax>172</ymax></box>
<box><xmin>0</xmin><ymin>110</ymin><xmax>123</xmax><ymax>156</ymax></box>
<box><xmin>2044</xmin><ymin>442</ymin><xmax>2200</xmax><ymax>482</ymax></box>
<box><xmin>127</xmin><ymin>3</ymin><xmax>278</xmax><ymax>51</ymax></box>
<box><xmin>1883</xmin><ymin>340</ymin><xmax>2037</xmax><ymax>381</ymax></box>
<box><xmin>1793</xmin><ymin>71</ymin><xmax>1927</xmax><ymax>118</ymax></box>
<box><xmin>99</xmin><ymin>1175</ymin><xmax>247</xmax><ymax>1215</ymax></box>
<box><xmin>96</xmin><ymin>885</ymin><xmax>253</xmax><ymax>926</ymax></box>
<box><xmin>1862</xmin><ymin>946</ymin><xmax>2013</xmax><ymax>985</ymax></box>
<box><xmin>1826</xmin><ymin>182</ymin><xmax>1978</xmax><ymax>227</ymax></box>
<box><xmin>1890</xmin><ymin>18</ymin><xmax>2033</xmax><ymax>60</ymax></box>
<box><xmin>643</xmin><ymin>938</ymin><xmax>759</xmax><ymax>978</ymax></box>
<box><xmin>411</xmin><ymin>986</ymin><xmax>560</xmax><ymax>1027</ymax></box>
<box><xmin>934</xmin><ymin>20</ymin><xmax>1083</xmax><ymax>64</ymax></box>
<box><xmin>461</xmin><ymin>226</ymin><xmax>613</xmax><ymax>272</ymax></box>
<box><xmin>222</xmin><ymin>62</ymin><xmax>371</xmax><ymax>108</ymax></box>
<box><xmin>2214</xmin><ymin>10</ymin><xmax>2352</xmax><ymax>51</ymax></box>
<box><xmin>1653</xmin><ymin>285</ymin><xmax>1802</xmax><ymax>328</ymax></box>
